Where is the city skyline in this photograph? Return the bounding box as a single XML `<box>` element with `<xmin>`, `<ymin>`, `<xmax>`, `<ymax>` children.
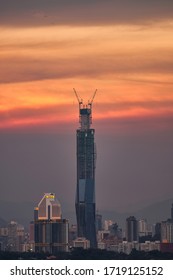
<box><xmin>0</xmin><ymin>1</ymin><xmax>173</xmax><ymax>221</ymax></box>
<box><xmin>1</xmin><ymin>193</ymin><xmax>173</xmax><ymax>255</ymax></box>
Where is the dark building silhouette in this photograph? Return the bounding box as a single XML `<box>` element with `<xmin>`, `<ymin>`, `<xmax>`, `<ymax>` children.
<box><xmin>171</xmin><ymin>203</ymin><xmax>173</xmax><ymax>221</ymax></box>
<box><xmin>74</xmin><ymin>89</ymin><xmax>97</xmax><ymax>248</ymax></box>
<box><xmin>96</xmin><ymin>213</ymin><xmax>102</xmax><ymax>232</ymax></box>
<box><xmin>153</xmin><ymin>222</ymin><xmax>161</xmax><ymax>241</ymax></box>
<box><xmin>126</xmin><ymin>216</ymin><xmax>138</xmax><ymax>242</ymax></box>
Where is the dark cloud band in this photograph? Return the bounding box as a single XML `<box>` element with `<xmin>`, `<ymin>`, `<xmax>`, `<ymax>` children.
<box><xmin>1</xmin><ymin>0</ymin><xmax>173</xmax><ymax>26</ymax></box>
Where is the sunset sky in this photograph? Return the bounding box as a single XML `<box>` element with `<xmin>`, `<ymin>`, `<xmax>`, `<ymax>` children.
<box><xmin>0</xmin><ymin>1</ymin><xmax>173</xmax><ymax>221</ymax></box>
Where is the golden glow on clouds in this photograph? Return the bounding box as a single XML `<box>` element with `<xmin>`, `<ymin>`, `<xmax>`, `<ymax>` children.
<box><xmin>0</xmin><ymin>22</ymin><xmax>173</xmax><ymax>131</ymax></box>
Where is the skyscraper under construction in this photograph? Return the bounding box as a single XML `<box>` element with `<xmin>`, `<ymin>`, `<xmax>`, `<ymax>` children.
<box><xmin>74</xmin><ymin>89</ymin><xmax>97</xmax><ymax>248</ymax></box>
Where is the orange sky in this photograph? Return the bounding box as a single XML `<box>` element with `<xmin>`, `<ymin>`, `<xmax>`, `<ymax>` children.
<box><xmin>0</xmin><ymin>22</ymin><xmax>173</xmax><ymax>132</ymax></box>
<box><xmin>1</xmin><ymin>1</ymin><xmax>173</xmax><ymax>217</ymax></box>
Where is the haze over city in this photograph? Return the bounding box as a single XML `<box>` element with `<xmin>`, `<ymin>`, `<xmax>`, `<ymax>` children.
<box><xmin>0</xmin><ymin>1</ymin><xmax>173</xmax><ymax>224</ymax></box>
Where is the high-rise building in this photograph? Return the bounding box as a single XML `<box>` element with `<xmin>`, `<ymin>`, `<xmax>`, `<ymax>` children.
<box><xmin>138</xmin><ymin>219</ymin><xmax>147</xmax><ymax>236</ymax></box>
<box><xmin>6</xmin><ymin>221</ymin><xmax>25</xmax><ymax>252</ymax></box>
<box><xmin>96</xmin><ymin>213</ymin><xmax>102</xmax><ymax>232</ymax></box>
<box><xmin>126</xmin><ymin>216</ymin><xmax>138</xmax><ymax>242</ymax></box>
<box><xmin>74</xmin><ymin>89</ymin><xmax>97</xmax><ymax>248</ymax></box>
<box><xmin>68</xmin><ymin>224</ymin><xmax>77</xmax><ymax>246</ymax></box>
<box><xmin>138</xmin><ymin>219</ymin><xmax>152</xmax><ymax>237</ymax></box>
<box><xmin>161</xmin><ymin>220</ymin><xmax>173</xmax><ymax>243</ymax></box>
<box><xmin>34</xmin><ymin>193</ymin><xmax>69</xmax><ymax>253</ymax></box>
<box><xmin>154</xmin><ymin>222</ymin><xmax>161</xmax><ymax>241</ymax></box>
<box><xmin>104</xmin><ymin>220</ymin><xmax>114</xmax><ymax>231</ymax></box>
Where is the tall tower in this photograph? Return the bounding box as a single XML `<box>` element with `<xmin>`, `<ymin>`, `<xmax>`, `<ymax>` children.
<box><xmin>74</xmin><ymin>89</ymin><xmax>97</xmax><ymax>248</ymax></box>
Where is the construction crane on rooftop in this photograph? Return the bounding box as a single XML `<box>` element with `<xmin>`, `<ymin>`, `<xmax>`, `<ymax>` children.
<box><xmin>73</xmin><ymin>88</ymin><xmax>97</xmax><ymax>108</ymax></box>
<box><xmin>73</xmin><ymin>88</ymin><xmax>83</xmax><ymax>106</ymax></box>
<box><xmin>88</xmin><ymin>89</ymin><xmax>97</xmax><ymax>107</ymax></box>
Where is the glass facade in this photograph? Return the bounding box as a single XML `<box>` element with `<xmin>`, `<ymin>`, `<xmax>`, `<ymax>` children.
<box><xmin>34</xmin><ymin>219</ymin><xmax>69</xmax><ymax>253</ymax></box>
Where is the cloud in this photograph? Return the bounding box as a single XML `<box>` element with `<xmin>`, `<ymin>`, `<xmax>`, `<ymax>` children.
<box><xmin>1</xmin><ymin>22</ymin><xmax>173</xmax><ymax>84</ymax></box>
<box><xmin>0</xmin><ymin>104</ymin><xmax>74</xmax><ymax>121</ymax></box>
<box><xmin>1</xmin><ymin>0</ymin><xmax>173</xmax><ymax>27</ymax></box>
<box><xmin>1</xmin><ymin>50</ymin><xmax>173</xmax><ymax>84</ymax></box>
<box><xmin>0</xmin><ymin>94</ymin><xmax>173</xmax><ymax>133</ymax></box>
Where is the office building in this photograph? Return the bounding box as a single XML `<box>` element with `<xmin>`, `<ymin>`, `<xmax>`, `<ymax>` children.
<box><xmin>68</xmin><ymin>224</ymin><xmax>77</xmax><ymax>246</ymax></box>
<box><xmin>34</xmin><ymin>193</ymin><xmax>69</xmax><ymax>253</ymax></box>
<box><xmin>154</xmin><ymin>222</ymin><xmax>161</xmax><ymax>241</ymax></box>
<box><xmin>126</xmin><ymin>216</ymin><xmax>138</xmax><ymax>242</ymax></box>
<box><xmin>161</xmin><ymin>220</ymin><xmax>173</xmax><ymax>243</ymax></box>
<box><xmin>138</xmin><ymin>219</ymin><xmax>152</xmax><ymax>239</ymax></box>
<box><xmin>138</xmin><ymin>219</ymin><xmax>147</xmax><ymax>236</ymax></box>
<box><xmin>96</xmin><ymin>213</ymin><xmax>102</xmax><ymax>232</ymax></box>
<box><xmin>104</xmin><ymin>220</ymin><xmax>114</xmax><ymax>231</ymax></box>
<box><xmin>74</xmin><ymin>89</ymin><xmax>97</xmax><ymax>248</ymax></box>
<box><xmin>5</xmin><ymin>221</ymin><xmax>25</xmax><ymax>252</ymax></box>
<box><xmin>73</xmin><ymin>237</ymin><xmax>90</xmax><ymax>249</ymax></box>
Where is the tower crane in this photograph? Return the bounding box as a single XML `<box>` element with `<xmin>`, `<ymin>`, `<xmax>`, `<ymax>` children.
<box><xmin>73</xmin><ymin>88</ymin><xmax>83</xmax><ymax>106</ymax></box>
<box><xmin>88</xmin><ymin>89</ymin><xmax>97</xmax><ymax>107</ymax></box>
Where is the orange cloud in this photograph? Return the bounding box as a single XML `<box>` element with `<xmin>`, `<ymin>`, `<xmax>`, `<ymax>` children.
<box><xmin>0</xmin><ymin>22</ymin><xmax>173</xmax><ymax>132</ymax></box>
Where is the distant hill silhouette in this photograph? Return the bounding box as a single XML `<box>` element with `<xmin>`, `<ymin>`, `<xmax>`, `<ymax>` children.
<box><xmin>0</xmin><ymin>200</ymin><xmax>75</xmax><ymax>228</ymax></box>
<box><xmin>0</xmin><ymin>217</ymin><xmax>7</xmax><ymax>227</ymax></box>
<box><xmin>0</xmin><ymin>200</ymin><xmax>35</xmax><ymax>228</ymax></box>
<box><xmin>100</xmin><ymin>198</ymin><xmax>173</xmax><ymax>228</ymax></box>
<box><xmin>134</xmin><ymin>198</ymin><xmax>173</xmax><ymax>224</ymax></box>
